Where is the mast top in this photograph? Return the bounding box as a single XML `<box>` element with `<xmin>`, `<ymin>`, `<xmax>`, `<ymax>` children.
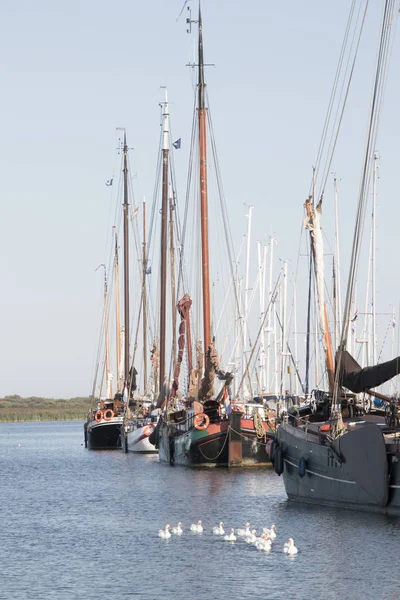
<box><xmin>198</xmin><ymin>5</ymin><xmax>205</xmax><ymax>110</ymax></box>
<box><xmin>160</xmin><ymin>87</ymin><xmax>170</xmax><ymax>151</ymax></box>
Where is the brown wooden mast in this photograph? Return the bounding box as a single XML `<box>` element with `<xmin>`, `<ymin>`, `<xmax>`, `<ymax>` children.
<box><xmin>159</xmin><ymin>89</ymin><xmax>169</xmax><ymax>402</ymax></box>
<box><xmin>169</xmin><ymin>187</ymin><xmax>177</xmax><ymax>372</ymax></box>
<box><xmin>114</xmin><ymin>232</ymin><xmax>121</xmax><ymax>393</ymax></box>
<box><xmin>198</xmin><ymin>7</ymin><xmax>211</xmax><ymax>359</ymax></box>
<box><xmin>122</xmin><ymin>131</ymin><xmax>130</xmax><ymax>392</ymax></box>
<box><xmin>103</xmin><ymin>266</ymin><xmax>111</xmax><ymax>397</ymax></box>
<box><xmin>304</xmin><ymin>197</ymin><xmax>334</xmax><ymax>392</ymax></box>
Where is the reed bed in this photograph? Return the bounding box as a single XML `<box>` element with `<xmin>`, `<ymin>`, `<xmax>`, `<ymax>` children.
<box><xmin>0</xmin><ymin>395</ymin><xmax>91</xmax><ymax>422</ymax></box>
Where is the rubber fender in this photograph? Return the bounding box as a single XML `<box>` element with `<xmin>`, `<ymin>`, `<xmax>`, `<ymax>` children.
<box><xmin>298</xmin><ymin>456</ymin><xmax>307</xmax><ymax>478</ymax></box>
<box><xmin>269</xmin><ymin>439</ymin><xmax>276</xmax><ymax>465</ymax></box>
<box><xmin>169</xmin><ymin>437</ymin><xmax>175</xmax><ymax>466</ymax></box>
<box><xmin>274</xmin><ymin>445</ymin><xmax>284</xmax><ymax>476</ymax></box>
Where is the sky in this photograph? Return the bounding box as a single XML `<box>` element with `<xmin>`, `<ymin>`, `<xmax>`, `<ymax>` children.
<box><xmin>1</xmin><ymin>1</ymin><xmax>399</xmax><ymax>398</ymax></box>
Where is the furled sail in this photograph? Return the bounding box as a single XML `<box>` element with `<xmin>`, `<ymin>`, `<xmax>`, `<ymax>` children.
<box><xmin>337</xmin><ymin>350</ymin><xmax>400</xmax><ymax>393</ymax></box>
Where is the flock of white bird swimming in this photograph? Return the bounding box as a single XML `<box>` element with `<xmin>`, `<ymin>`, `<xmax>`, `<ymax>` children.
<box><xmin>158</xmin><ymin>521</ymin><xmax>298</xmax><ymax>555</ymax></box>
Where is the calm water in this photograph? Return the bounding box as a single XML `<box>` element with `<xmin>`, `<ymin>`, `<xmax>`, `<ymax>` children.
<box><xmin>1</xmin><ymin>421</ymin><xmax>399</xmax><ymax>600</ymax></box>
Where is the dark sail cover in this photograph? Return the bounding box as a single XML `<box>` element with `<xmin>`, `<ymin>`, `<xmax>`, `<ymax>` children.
<box><xmin>337</xmin><ymin>350</ymin><xmax>400</xmax><ymax>393</ymax></box>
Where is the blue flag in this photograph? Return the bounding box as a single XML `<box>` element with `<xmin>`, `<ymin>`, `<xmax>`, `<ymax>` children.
<box><xmin>146</xmin><ymin>267</ymin><xmax>152</xmax><ymax>275</ymax></box>
<box><xmin>105</xmin><ymin>178</ymin><xmax>113</xmax><ymax>186</ymax></box>
<box><xmin>172</xmin><ymin>138</ymin><xmax>181</xmax><ymax>150</ymax></box>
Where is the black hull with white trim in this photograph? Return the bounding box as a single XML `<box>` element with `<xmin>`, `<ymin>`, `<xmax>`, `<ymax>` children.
<box><xmin>86</xmin><ymin>418</ymin><xmax>123</xmax><ymax>450</ymax></box>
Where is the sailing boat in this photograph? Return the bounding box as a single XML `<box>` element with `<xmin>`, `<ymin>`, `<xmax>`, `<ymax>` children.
<box><xmin>275</xmin><ymin>2</ymin><xmax>400</xmax><ymax>514</ymax></box>
<box><xmin>155</xmin><ymin>6</ymin><xmax>275</xmax><ymax>467</ymax></box>
<box><xmin>86</xmin><ymin>130</ymin><xmax>142</xmax><ymax>450</ymax></box>
<box><xmin>85</xmin><ymin>264</ymin><xmax>125</xmax><ymax>450</ymax></box>
<box><xmin>113</xmin><ymin>132</ymin><xmax>159</xmax><ymax>454</ymax></box>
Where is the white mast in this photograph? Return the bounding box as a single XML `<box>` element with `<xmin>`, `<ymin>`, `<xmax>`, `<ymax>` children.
<box><xmin>257</xmin><ymin>241</ymin><xmax>267</xmax><ymax>391</ymax></box>
<box><xmin>293</xmin><ymin>279</ymin><xmax>299</xmax><ymax>397</ymax></box>
<box><xmin>266</xmin><ymin>236</ymin><xmax>275</xmax><ymax>391</ymax></box>
<box><xmin>243</xmin><ymin>205</ymin><xmax>253</xmax><ymax>372</ymax></box>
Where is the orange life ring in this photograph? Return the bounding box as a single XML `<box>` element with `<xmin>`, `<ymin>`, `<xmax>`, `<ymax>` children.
<box><xmin>319</xmin><ymin>423</ymin><xmax>330</xmax><ymax>432</ymax></box>
<box><xmin>103</xmin><ymin>409</ymin><xmax>114</xmax><ymax>421</ymax></box>
<box><xmin>143</xmin><ymin>425</ymin><xmax>153</xmax><ymax>436</ymax></box>
<box><xmin>194</xmin><ymin>413</ymin><xmax>210</xmax><ymax>430</ymax></box>
<box><xmin>94</xmin><ymin>410</ymin><xmax>103</xmax><ymax>422</ymax></box>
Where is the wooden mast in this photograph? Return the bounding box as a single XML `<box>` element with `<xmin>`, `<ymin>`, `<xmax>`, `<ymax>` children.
<box><xmin>122</xmin><ymin>131</ymin><xmax>130</xmax><ymax>394</ymax></box>
<box><xmin>304</xmin><ymin>197</ymin><xmax>334</xmax><ymax>392</ymax></box>
<box><xmin>198</xmin><ymin>6</ymin><xmax>211</xmax><ymax>360</ymax></box>
<box><xmin>169</xmin><ymin>187</ymin><xmax>177</xmax><ymax>372</ymax></box>
<box><xmin>114</xmin><ymin>232</ymin><xmax>121</xmax><ymax>393</ymax></box>
<box><xmin>142</xmin><ymin>198</ymin><xmax>148</xmax><ymax>394</ymax></box>
<box><xmin>159</xmin><ymin>88</ymin><xmax>169</xmax><ymax>402</ymax></box>
<box><xmin>103</xmin><ymin>266</ymin><xmax>111</xmax><ymax>398</ymax></box>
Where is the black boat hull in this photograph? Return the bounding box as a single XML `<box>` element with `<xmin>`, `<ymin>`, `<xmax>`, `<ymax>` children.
<box><xmin>277</xmin><ymin>422</ymin><xmax>400</xmax><ymax>515</ymax></box>
<box><xmin>86</xmin><ymin>420</ymin><xmax>122</xmax><ymax>450</ymax></box>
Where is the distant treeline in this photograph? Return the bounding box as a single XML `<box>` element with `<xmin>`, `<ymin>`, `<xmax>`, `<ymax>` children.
<box><xmin>0</xmin><ymin>395</ymin><xmax>92</xmax><ymax>422</ymax></box>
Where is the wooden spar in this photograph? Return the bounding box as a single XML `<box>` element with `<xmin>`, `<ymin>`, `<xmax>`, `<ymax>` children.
<box><xmin>159</xmin><ymin>88</ymin><xmax>169</xmax><ymax>402</ymax></box>
<box><xmin>103</xmin><ymin>267</ymin><xmax>111</xmax><ymax>397</ymax></box>
<box><xmin>304</xmin><ymin>196</ymin><xmax>334</xmax><ymax>393</ymax></box>
<box><xmin>122</xmin><ymin>131</ymin><xmax>130</xmax><ymax>390</ymax></box>
<box><xmin>114</xmin><ymin>233</ymin><xmax>121</xmax><ymax>393</ymax></box>
<box><xmin>324</xmin><ymin>304</ymin><xmax>334</xmax><ymax>391</ymax></box>
<box><xmin>305</xmin><ymin>242</ymin><xmax>312</xmax><ymax>396</ymax></box>
<box><xmin>169</xmin><ymin>187</ymin><xmax>177</xmax><ymax>371</ymax></box>
<box><xmin>332</xmin><ymin>256</ymin><xmax>337</xmax><ymax>350</ymax></box>
<box><xmin>142</xmin><ymin>199</ymin><xmax>148</xmax><ymax>394</ymax></box>
<box><xmin>198</xmin><ymin>7</ymin><xmax>211</xmax><ymax>358</ymax></box>
<box><xmin>365</xmin><ymin>388</ymin><xmax>394</xmax><ymax>403</ymax></box>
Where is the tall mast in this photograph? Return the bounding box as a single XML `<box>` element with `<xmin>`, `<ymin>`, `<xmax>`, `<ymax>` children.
<box><xmin>371</xmin><ymin>152</ymin><xmax>378</xmax><ymax>365</ymax></box>
<box><xmin>103</xmin><ymin>267</ymin><xmax>111</xmax><ymax>398</ymax></box>
<box><xmin>159</xmin><ymin>88</ymin><xmax>169</xmax><ymax>400</ymax></box>
<box><xmin>257</xmin><ymin>241</ymin><xmax>267</xmax><ymax>391</ymax></box>
<box><xmin>169</xmin><ymin>186</ymin><xmax>177</xmax><ymax>371</ymax></box>
<box><xmin>122</xmin><ymin>131</ymin><xmax>130</xmax><ymax>391</ymax></box>
<box><xmin>198</xmin><ymin>7</ymin><xmax>211</xmax><ymax>356</ymax></box>
<box><xmin>334</xmin><ymin>175</ymin><xmax>342</xmax><ymax>347</ymax></box>
<box><xmin>293</xmin><ymin>279</ymin><xmax>299</xmax><ymax>397</ymax></box>
<box><xmin>304</xmin><ymin>196</ymin><xmax>334</xmax><ymax>392</ymax></box>
<box><xmin>266</xmin><ymin>236</ymin><xmax>275</xmax><ymax>391</ymax></box>
<box><xmin>142</xmin><ymin>198</ymin><xmax>148</xmax><ymax>393</ymax></box>
<box><xmin>243</xmin><ymin>205</ymin><xmax>253</xmax><ymax>378</ymax></box>
<box><xmin>114</xmin><ymin>232</ymin><xmax>121</xmax><ymax>393</ymax></box>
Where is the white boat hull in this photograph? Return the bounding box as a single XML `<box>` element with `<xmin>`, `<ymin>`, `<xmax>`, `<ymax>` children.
<box><xmin>126</xmin><ymin>423</ymin><xmax>157</xmax><ymax>453</ymax></box>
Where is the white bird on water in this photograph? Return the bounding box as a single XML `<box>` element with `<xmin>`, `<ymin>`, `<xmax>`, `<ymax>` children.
<box><xmin>245</xmin><ymin>529</ymin><xmax>257</xmax><ymax>544</ymax></box>
<box><xmin>172</xmin><ymin>522</ymin><xmax>183</xmax><ymax>535</ymax></box>
<box><xmin>284</xmin><ymin>538</ymin><xmax>298</xmax><ymax>555</ymax></box>
<box><xmin>190</xmin><ymin>520</ymin><xmax>203</xmax><ymax>533</ymax></box>
<box><xmin>224</xmin><ymin>528</ymin><xmax>237</xmax><ymax>542</ymax></box>
<box><xmin>212</xmin><ymin>522</ymin><xmax>224</xmax><ymax>535</ymax></box>
<box><xmin>237</xmin><ymin>523</ymin><xmax>251</xmax><ymax>537</ymax></box>
<box><xmin>158</xmin><ymin>525</ymin><xmax>171</xmax><ymax>539</ymax></box>
<box><xmin>263</xmin><ymin>524</ymin><xmax>277</xmax><ymax>540</ymax></box>
<box><xmin>256</xmin><ymin>533</ymin><xmax>271</xmax><ymax>551</ymax></box>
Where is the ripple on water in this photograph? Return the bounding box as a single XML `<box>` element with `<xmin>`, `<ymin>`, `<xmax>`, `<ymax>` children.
<box><xmin>1</xmin><ymin>421</ymin><xmax>400</xmax><ymax>600</ymax></box>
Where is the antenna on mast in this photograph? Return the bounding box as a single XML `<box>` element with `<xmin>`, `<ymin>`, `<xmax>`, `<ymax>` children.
<box><xmin>186</xmin><ymin>1</ymin><xmax>197</xmax><ymax>34</ymax></box>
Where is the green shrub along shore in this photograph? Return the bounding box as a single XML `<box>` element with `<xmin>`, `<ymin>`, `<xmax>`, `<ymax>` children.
<box><xmin>0</xmin><ymin>395</ymin><xmax>92</xmax><ymax>422</ymax></box>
